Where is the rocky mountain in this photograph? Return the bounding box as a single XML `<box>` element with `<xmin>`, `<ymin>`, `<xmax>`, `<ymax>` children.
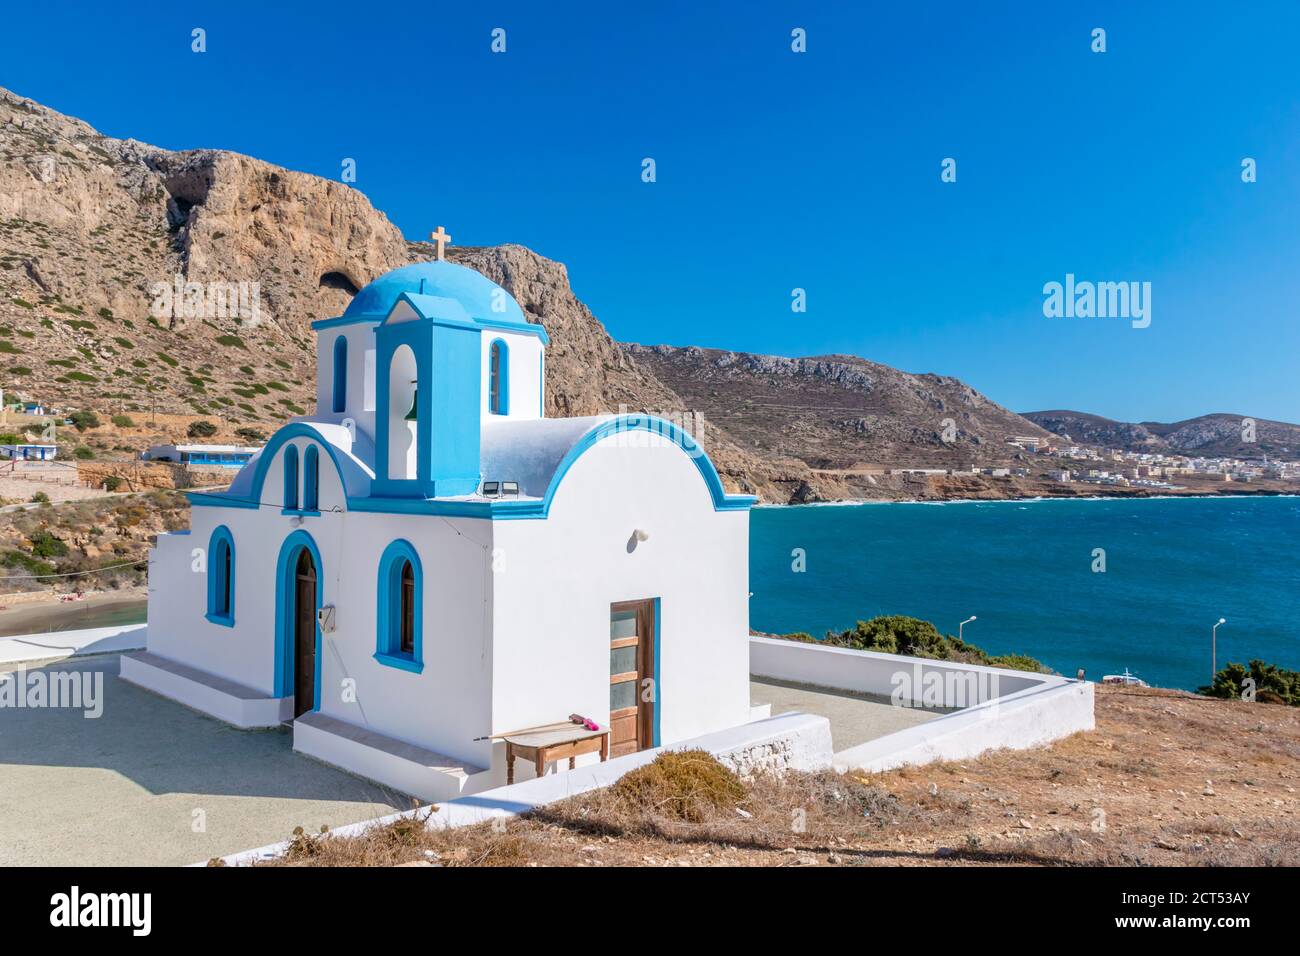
<box><xmin>1023</xmin><ymin>410</ymin><xmax>1300</xmax><ymax>461</ymax></box>
<box><xmin>8</xmin><ymin>85</ymin><xmax>1288</xmax><ymax>507</ymax></box>
<box><xmin>0</xmin><ymin>85</ymin><xmax>826</xmax><ymax>501</ymax></box>
<box><xmin>625</xmin><ymin>345</ymin><xmax>1056</xmax><ymax>469</ymax></box>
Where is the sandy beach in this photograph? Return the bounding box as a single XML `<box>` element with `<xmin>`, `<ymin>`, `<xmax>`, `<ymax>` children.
<box><xmin>0</xmin><ymin>588</ymin><xmax>146</xmax><ymax>637</ymax></box>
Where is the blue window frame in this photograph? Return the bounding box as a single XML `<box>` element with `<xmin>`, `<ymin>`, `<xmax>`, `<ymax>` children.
<box><xmin>205</xmin><ymin>525</ymin><xmax>235</xmax><ymax>626</ymax></box>
<box><xmin>303</xmin><ymin>445</ymin><xmax>320</xmax><ymax>513</ymax></box>
<box><xmin>488</xmin><ymin>339</ymin><xmax>509</xmax><ymax>415</ymax></box>
<box><xmin>374</xmin><ymin>539</ymin><xmax>423</xmax><ymax>673</ymax></box>
<box><xmin>332</xmin><ymin>335</ymin><xmax>348</xmax><ymax>413</ymax></box>
<box><xmin>283</xmin><ymin>445</ymin><xmax>299</xmax><ymax>512</ymax></box>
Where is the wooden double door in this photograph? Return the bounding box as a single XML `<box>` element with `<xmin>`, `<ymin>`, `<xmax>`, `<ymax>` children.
<box><xmin>609</xmin><ymin>599</ymin><xmax>656</xmax><ymax>757</ymax></box>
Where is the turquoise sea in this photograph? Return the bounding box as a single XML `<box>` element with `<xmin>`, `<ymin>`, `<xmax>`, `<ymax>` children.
<box><xmin>750</xmin><ymin>495</ymin><xmax>1300</xmax><ymax>692</ymax></box>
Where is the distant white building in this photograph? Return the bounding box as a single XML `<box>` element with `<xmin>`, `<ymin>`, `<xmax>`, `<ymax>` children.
<box><xmin>0</xmin><ymin>443</ymin><xmax>57</xmax><ymax>461</ymax></box>
<box><xmin>141</xmin><ymin>444</ymin><xmax>260</xmax><ymax>468</ymax></box>
<box><xmin>123</xmin><ymin>257</ymin><xmax>755</xmax><ymax>802</ymax></box>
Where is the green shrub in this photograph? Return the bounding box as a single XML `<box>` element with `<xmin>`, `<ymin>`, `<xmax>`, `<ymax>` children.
<box><xmin>187</xmin><ymin>420</ymin><xmax>218</xmax><ymax>439</ymax></box>
<box><xmin>235</xmin><ymin>427</ymin><xmax>265</xmax><ymax>443</ymax></box>
<box><xmin>73</xmin><ymin>446</ymin><xmax>95</xmax><ymax>460</ymax></box>
<box><xmin>29</xmin><ymin>491</ymin><xmax>50</xmax><ymax>504</ymax></box>
<box><xmin>111</xmin><ymin>414</ymin><xmax>134</xmax><ymax>428</ymax></box>
<box><xmin>69</xmin><ymin>410</ymin><xmax>101</xmax><ymax>431</ymax></box>
<box><xmin>0</xmin><ymin>341</ymin><xmax>18</xmax><ymax>354</ymax></box>
<box><xmin>158</xmin><ymin>352</ymin><xmax>179</xmax><ymax>367</ymax></box>
<box><xmin>113</xmin><ymin>336</ymin><xmax>134</xmax><ymax>349</ymax></box>
<box><xmin>28</xmin><ymin>530</ymin><xmax>68</xmax><ymax>559</ymax></box>
<box><xmin>1</xmin><ymin>551</ymin><xmax>55</xmax><ymax>576</ymax></box>
<box><xmin>216</xmin><ymin>334</ymin><xmax>246</xmax><ymax>349</ymax></box>
<box><xmin>102</xmin><ymin>476</ymin><xmax>123</xmax><ymax>492</ymax></box>
<box><xmin>1200</xmin><ymin>660</ymin><xmax>1300</xmax><ymax>706</ymax></box>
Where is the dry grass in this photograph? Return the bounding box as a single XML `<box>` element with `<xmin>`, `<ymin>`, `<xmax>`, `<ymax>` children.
<box><xmin>255</xmin><ymin>686</ymin><xmax>1300</xmax><ymax>867</ymax></box>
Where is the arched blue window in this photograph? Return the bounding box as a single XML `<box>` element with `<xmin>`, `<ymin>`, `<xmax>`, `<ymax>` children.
<box><xmin>205</xmin><ymin>525</ymin><xmax>235</xmax><ymax>627</ymax></box>
<box><xmin>283</xmin><ymin>445</ymin><xmax>299</xmax><ymax>511</ymax></box>
<box><xmin>303</xmin><ymin>445</ymin><xmax>320</xmax><ymax>512</ymax></box>
<box><xmin>375</xmin><ymin>539</ymin><xmax>423</xmax><ymax>673</ymax></box>
<box><xmin>488</xmin><ymin>339</ymin><xmax>509</xmax><ymax>415</ymax></box>
<box><xmin>332</xmin><ymin>335</ymin><xmax>348</xmax><ymax>413</ymax></box>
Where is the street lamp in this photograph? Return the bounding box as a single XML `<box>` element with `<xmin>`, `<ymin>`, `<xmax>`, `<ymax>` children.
<box><xmin>1212</xmin><ymin>617</ymin><xmax>1226</xmax><ymax>679</ymax></box>
<box><xmin>959</xmin><ymin>615</ymin><xmax>977</xmax><ymax>642</ymax></box>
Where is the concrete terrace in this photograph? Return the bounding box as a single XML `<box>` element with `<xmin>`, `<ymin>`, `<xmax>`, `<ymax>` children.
<box><xmin>749</xmin><ymin>677</ymin><xmax>944</xmax><ymax>752</ymax></box>
<box><xmin>0</xmin><ymin>654</ymin><xmax>408</xmax><ymax>867</ymax></box>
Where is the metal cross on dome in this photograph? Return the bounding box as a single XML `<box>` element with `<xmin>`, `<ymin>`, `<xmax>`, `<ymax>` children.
<box><xmin>429</xmin><ymin>225</ymin><xmax>452</xmax><ymax>260</ymax></box>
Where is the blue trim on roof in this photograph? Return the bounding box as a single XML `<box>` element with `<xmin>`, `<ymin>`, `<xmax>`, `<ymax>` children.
<box><xmin>186</xmin><ymin>423</ymin><xmax>357</xmax><ymax>512</ymax></box>
<box><xmin>312</xmin><ymin>301</ymin><xmax>550</xmax><ymax>345</ymax></box>
<box><xmin>189</xmin><ymin>415</ymin><xmax>755</xmax><ymax>519</ymax></box>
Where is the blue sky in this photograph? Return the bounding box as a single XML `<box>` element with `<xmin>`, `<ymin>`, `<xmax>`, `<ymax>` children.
<box><xmin>4</xmin><ymin>1</ymin><xmax>1299</xmax><ymax>422</ymax></box>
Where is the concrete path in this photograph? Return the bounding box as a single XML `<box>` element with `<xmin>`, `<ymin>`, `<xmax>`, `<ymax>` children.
<box><xmin>749</xmin><ymin>677</ymin><xmax>942</xmax><ymax>752</ymax></box>
<box><xmin>0</xmin><ymin>655</ymin><xmax>410</xmax><ymax>866</ymax></box>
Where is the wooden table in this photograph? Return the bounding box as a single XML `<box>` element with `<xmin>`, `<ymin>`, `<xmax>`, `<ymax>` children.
<box><xmin>503</xmin><ymin>723</ymin><xmax>610</xmax><ymax>784</ymax></box>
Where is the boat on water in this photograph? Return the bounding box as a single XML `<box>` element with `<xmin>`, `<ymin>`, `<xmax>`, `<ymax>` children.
<box><xmin>1101</xmin><ymin>668</ymin><xmax>1149</xmax><ymax>687</ymax></box>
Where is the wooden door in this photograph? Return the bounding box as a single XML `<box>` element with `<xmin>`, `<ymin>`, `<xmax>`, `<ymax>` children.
<box><xmin>293</xmin><ymin>548</ymin><xmax>317</xmax><ymax>718</ymax></box>
<box><xmin>609</xmin><ymin>600</ymin><xmax>655</xmax><ymax>757</ymax></box>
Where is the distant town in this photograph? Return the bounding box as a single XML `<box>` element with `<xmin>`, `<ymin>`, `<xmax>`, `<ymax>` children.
<box><xmin>890</xmin><ymin>434</ymin><xmax>1300</xmax><ymax>492</ymax></box>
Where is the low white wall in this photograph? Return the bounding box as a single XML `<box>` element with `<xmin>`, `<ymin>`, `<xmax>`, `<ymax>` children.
<box><xmin>750</xmin><ymin>636</ymin><xmax>1095</xmax><ymax>771</ymax></box>
<box><xmin>212</xmin><ymin>710</ymin><xmax>833</xmax><ymax>865</ymax></box>
<box><xmin>835</xmin><ymin>680</ymin><xmax>1094</xmax><ymax>772</ymax></box>
<box><xmin>0</xmin><ymin>623</ymin><xmax>146</xmax><ymax>666</ymax></box>
<box><xmin>751</xmin><ymin>635</ymin><xmax>1042</xmax><ymax>708</ymax></box>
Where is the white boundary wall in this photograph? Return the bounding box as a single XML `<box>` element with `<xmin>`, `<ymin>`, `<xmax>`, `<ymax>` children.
<box><xmin>749</xmin><ymin>636</ymin><xmax>1094</xmax><ymax>771</ymax></box>
<box><xmin>211</xmin><ymin>711</ymin><xmax>833</xmax><ymax>866</ymax></box>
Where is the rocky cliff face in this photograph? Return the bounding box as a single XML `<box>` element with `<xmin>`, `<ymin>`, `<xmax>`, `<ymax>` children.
<box><xmin>0</xmin><ymin>86</ymin><xmax>810</xmax><ymax>499</ymax></box>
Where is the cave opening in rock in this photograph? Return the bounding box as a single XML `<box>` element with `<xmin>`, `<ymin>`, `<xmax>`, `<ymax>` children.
<box><xmin>319</xmin><ymin>271</ymin><xmax>360</xmax><ymax>296</ymax></box>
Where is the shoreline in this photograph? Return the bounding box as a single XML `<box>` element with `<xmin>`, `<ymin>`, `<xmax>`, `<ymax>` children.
<box><xmin>756</xmin><ymin>491</ymin><xmax>1300</xmax><ymax>509</ymax></box>
<box><xmin>0</xmin><ymin>588</ymin><xmax>146</xmax><ymax>637</ymax></box>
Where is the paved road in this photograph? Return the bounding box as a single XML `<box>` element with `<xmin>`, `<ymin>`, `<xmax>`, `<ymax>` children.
<box><xmin>0</xmin><ymin>654</ymin><xmax>410</xmax><ymax>866</ymax></box>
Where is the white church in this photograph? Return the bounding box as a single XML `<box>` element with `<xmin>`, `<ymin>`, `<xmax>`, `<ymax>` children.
<box><xmin>123</xmin><ymin>234</ymin><xmax>757</xmax><ymax>800</ymax></box>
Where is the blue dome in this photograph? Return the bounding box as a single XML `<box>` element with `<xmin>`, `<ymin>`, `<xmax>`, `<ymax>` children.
<box><xmin>343</xmin><ymin>260</ymin><xmax>528</xmax><ymax>325</ymax></box>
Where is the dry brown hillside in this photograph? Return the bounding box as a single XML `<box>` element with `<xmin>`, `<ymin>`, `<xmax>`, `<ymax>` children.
<box><xmin>0</xmin><ymin>86</ymin><xmax>829</xmax><ymax>500</ymax></box>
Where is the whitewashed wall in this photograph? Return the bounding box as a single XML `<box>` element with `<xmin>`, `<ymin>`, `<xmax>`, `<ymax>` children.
<box><xmin>479</xmin><ymin>330</ymin><xmax>543</xmax><ymax>420</ymax></box>
<box><xmin>148</xmin><ymin>436</ymin><xmax>496</xmax><ymax>769</ymax></box>
<box><xmin>492</xmin><ymin>430</ymin><xmax>751</xmax><ymax>749</ymax></box>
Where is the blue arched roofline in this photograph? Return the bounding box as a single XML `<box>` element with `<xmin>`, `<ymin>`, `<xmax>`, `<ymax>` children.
<box><xmin>187</xmin><ymin>422</ymin><xmax>357</xmax><ymax>513</ymax></box>
<box><xmin>193</xmin><ymin>416</ymin><xmax>756</xmax><ymax>520</ymax></box>
<box><xmin>528</xmin><ymin>414</ymin><xmax>751</xmax><ymax>518</ymax></box>
<box><xmin>273</xmin><ymin>528</ymin><xmax>323</xmax><ymax>705</ymax></box>
<box><xmin>374</xmin><ymin>539</ymin><xmax>424</xmax><ymax>674</ymax></box>
<box><xmin>204</xmin><ymin>524</ymin><xmax>236</xmax><ymax>627</ymax></box>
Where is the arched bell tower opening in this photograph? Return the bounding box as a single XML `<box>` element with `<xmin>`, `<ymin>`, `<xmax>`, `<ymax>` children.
<box><xmin>388</xmin><ymin>344</ymin><xmax>418</xmax><ymax>480</ymax></box>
